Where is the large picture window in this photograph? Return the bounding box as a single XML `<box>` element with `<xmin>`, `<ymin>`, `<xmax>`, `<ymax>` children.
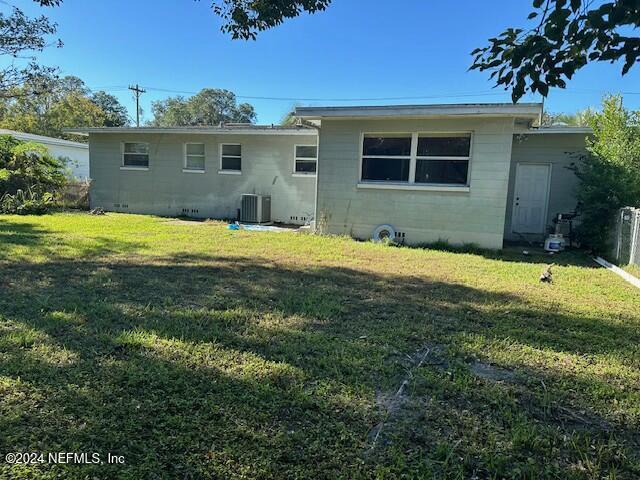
<box><xmin>361</xmin><ymin>135</ymin><xmax>411</xmax><ymax>182</ymax></box>
<box><xmin>122</xmin><ymin>142</ymin><xmax>149</xmax><ymax>168</ymax></box>
<box><xmin>360</xmin><ymin>133</ymin><xmax>471</xmax><ymax>186</ymax></box>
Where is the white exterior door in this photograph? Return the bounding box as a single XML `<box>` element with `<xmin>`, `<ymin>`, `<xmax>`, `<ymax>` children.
<box><xmin>512</xmin><ymin>163</ymin><xmax>551</xmax><ymax>234</ymax></box>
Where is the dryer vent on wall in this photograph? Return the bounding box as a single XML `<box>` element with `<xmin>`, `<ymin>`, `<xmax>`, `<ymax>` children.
<box><xmin>241</xmin><ymin>194</ymin><xmax>271</xmax><ymax>224</ymax></box>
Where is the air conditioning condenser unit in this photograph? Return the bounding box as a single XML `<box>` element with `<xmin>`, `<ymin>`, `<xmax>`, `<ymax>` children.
<box><xmin>241</xmin><ymin>194</ymin><xmax>271</xmax><ymax>223</ymax></box>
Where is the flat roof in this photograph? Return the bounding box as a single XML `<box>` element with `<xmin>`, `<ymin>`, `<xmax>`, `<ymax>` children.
<box><xmin>523</xmin><ymin>126</ymin><xmax>592</xmax><ymax>135</ymax></box>
<box><xmin>65</xmin><ymin>124</ymin><xmax>317</xmax><ymax>136</ymax></box>
<box><xmin>295</xmin><ymin>103</ymin><xmax>543</xmax><ymax>120</ymax></box>
<box><xmin>0</xmin><ymin>129</ymin><xmax>88</xmax><ymax>148</ymax></box>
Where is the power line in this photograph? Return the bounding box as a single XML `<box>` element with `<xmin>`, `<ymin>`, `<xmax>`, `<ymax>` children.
<box><xmin>90</xmin><ymin>84</ymin><xmax>640</xmax><ymax>104</ymax></box>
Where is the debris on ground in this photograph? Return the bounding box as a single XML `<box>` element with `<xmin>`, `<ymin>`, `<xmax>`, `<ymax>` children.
<box><xmin>539</xmin><ymin>263</ymin><xmax>554</xmax><ymax>283</ymax></box>
<box><xmin>367</xmin><ymin>345</ymin><xmax>432</xmax><ymax>452</ymax></box>
<box><xmin>89</xmin><ymin>207</ymin><xmax>105</xmax><ymax>215</ymax></box>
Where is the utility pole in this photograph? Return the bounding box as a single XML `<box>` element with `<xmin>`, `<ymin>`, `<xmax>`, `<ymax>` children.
<box><xmin>128</xmin><ymin>84</ymin><xmax>146</xmax><ymax>127</ymax></box>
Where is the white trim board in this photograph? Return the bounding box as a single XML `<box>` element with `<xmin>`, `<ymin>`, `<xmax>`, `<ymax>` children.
<box><xmin>593</xmin><ymin>257</ymin><xmax>640</xmax><ymax>289</ymax></box>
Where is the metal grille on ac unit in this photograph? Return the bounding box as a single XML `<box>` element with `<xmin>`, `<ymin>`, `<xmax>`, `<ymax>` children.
<box><xmin>241</xmin><ymin>194</ymin><xmax>271</xmax><ymax>223</ymax></box>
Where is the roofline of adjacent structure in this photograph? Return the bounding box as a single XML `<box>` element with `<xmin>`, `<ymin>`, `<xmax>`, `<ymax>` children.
<box><xmin>64</xmin><ymin>125</ymin><xmax>318</xmax><ymax>136</ymax></box>
<box><xmin>0</xmin><ymin>129</ymin><xmax>88</xmax><ymax>148</ymax></box>
<box><xmin>522</xmin><ymin>126</ymin><xmax>592</xmax><ymax>134</ymax></box>
<box><xmin>295</xmin><ymin>103</ymin><xmax>543</xmax><ymax>120</ymax></box>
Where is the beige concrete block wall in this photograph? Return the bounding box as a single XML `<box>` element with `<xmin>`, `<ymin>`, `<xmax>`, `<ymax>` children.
<box><xmin>89</xmin><ymin>132</ymin><xmax>317</xmax><ymax>224</ymax></box>
<box><xmin>505</xmin><ymin>133</ymin><xmax>588</xmax><ymax>241</ymax></box>
<box><xmin>315</xmin><ymin>118</ymin><xmax>516</xmax><ymax>249</ymax></box>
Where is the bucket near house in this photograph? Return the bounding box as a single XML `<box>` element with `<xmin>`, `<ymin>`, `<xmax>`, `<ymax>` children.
<box><xmin>544</xmin><ymin>234</ymin><xmax>566</xmax><ymax>252</ymax></box>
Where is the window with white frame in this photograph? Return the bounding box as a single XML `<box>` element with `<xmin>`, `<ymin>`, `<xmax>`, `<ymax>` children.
<box><xmin>184</xmin><ymin>143</ymin><xmax>205</xmax><ymax>171</ymax></box>
<box><xmin>122</xmin><ymin>142</ymin><xmax>149</xmax><ymax>168</ymax></box>
<box><xmin>220</xmin><ymin>144</ymin><xmax>241</xmax><ymax>172</ymax></box>
<box><xmin>360</xmin><ymin>133</ymin><xmax>471</xmax><ymax>186</ymax></box>
<box><xmin>361</xmin><ymin>135</ymin><xmax>411</xmax><ymax>182</ymax></box>
<box><xmin>294</xmin><ymin>145</ymin><xmax>317</xmax><ymax>174</ymax></box>
<box><xmin>415</xmin><ymin>134</ymin><xmax>471</xmax><ymax>185</ymax></box>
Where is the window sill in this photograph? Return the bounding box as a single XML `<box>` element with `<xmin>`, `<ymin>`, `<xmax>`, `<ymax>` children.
<box><xmin>292</xmin><ymin>173</ymin><xmax>316</xmax><ymax>178</ymax></box>
<box><xmin>120</xmin><ymin>166</ymin><xmax>149</xmax><ymax>171</ymax></box>
<box><xmin>183</xmin><ymin>169</ymin><xmax>205</xmax><ymax>174</ymax></box>
<box><xmin>218</xmin><ymin>170</ymin><xmax>241</xmax><ymax>175</ymax></box>
<box><xmin>357</xmin><ymin>182</ymin><xmax>470</xmax><ymax>192</ymax></box>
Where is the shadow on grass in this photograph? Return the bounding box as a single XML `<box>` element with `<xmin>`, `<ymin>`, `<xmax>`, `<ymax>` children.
<box><xmin>0</xmin><ymin>218</ymin><xmax>147</xmax><ymax>260</ymax></box>
<box><xmin>0</xmin><ymin>253</ymin><xmax>638</xmax><ymax>478</ymax></box>
<box><xmin>411</xmin><ymin>239</ymin><xmax>596</xmax><ymax>268</ymax></box>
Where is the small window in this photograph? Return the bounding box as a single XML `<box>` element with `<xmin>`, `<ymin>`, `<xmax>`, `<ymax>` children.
<box><xmin>220</xmin><ymin>144</ymin><xmax>241</xmax><ymax>172</ymax></box>
<box><xmin>123</xmin><ymin>142</ymin><xmax>149</xmax><ymax>168</ymax></box>
<box><xmin>361</xmin><ymin>135</ymin><xmax>411</xmax><ymax>182</ymax></box>
<box><xmin>294</xmin><ymin>145</ymin><xmax>317</xmax><ymax>174</ymax></box>
<box><xmin>185</xmin><ymin>143</ymin><xmax>205</xmax><ymax>171</ymax></box>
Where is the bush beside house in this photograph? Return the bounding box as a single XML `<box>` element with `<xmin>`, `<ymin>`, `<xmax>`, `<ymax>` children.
<box><xmin>0</xmin><ymin>134</ymin><xmax>67</xmax><ymax>214</ymax></box>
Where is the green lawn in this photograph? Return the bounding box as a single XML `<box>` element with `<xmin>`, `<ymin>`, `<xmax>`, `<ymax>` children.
<box><xmin>1</xmin><ymin>212</ymin><xmax>640</xmax><ymax>479</ymax></box>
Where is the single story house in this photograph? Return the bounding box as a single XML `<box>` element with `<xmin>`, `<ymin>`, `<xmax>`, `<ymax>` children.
<box><xmin>0</xmin><ymin>129</ymin><xmax>90</xmax><ymax>180</ymax></box>
<box><xmin>70</xmin><ymin>102</ymin><xmax>591</xmax><ymax>249</ymax></box>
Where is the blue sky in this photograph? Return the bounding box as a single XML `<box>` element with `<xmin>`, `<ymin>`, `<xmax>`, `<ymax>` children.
<box><xmin>9</xmin><ymin>0</ymin><xmax>640</xmax><ymax>124</ymax></box>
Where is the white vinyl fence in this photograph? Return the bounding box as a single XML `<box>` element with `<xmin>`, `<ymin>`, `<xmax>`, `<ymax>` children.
<box><xmin>611</xmin><ymin>207</ymin><xmax>640</xmax><ymax>266</ymax></box>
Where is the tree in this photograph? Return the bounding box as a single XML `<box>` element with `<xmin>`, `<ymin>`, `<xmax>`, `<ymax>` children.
<box><xmin>150</xmin><ymin>88</ymin><xmax>256</xmax><ymax>126</ymax></box>
<box><xmin>0</xmin><ymin>2</ymin><xmax>62</xmax><ymax>98</ymax></box>
<box><xmin>471</xmin><ymin>0</ymin><xmax>640</xmax><ymax>102</ymax></box>
<box><xmin>0</xmin><ymin>76</ymin><xmax>128</xmax><ymax>139</ymax></box>
<box><xmin>571</xmin><ymin>95</ymin><xmax>640</xmax><ymax>251</ymax></box>
<box><xmin>210</xmin><ymin>0</ymin><xmax>331</xmax><ymax>40</ymax></box>
<box><xmin>541</xmin><ymin>108</ymin><xmax>595</xmax><ymax>126</ymax></box>
<box><xmin>91</xmin><ymin>91</ymin><xmax>129</xmax><ymax>127</ymax></box>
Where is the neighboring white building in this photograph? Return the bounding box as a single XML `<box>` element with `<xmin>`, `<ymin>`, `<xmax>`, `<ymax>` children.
<box><xmin>0</xmin><ymin>129</ymin><xmax>90</xmax><ymax>180</ymax></box>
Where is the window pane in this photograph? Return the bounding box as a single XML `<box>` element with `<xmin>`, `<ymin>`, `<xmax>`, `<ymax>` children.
<box><xmin>222</xmin><ymin>144</ymin><xmax>241</xmax><ymax>156</ymax></box>
<box><xmin>295</xmin><ymin>145</ymin><xmax>317</xmax><ymax>159</ymax></box>
<box><xmin>417</xmin><ymin>136</ymin><xmax>470</xmax><ymax>157</ymax></box>
<box><xmin>362</xmin><ymin>157</ymin><xmax>410</xmax><ymax>182</ymax></box>
<box><xmin>415</xmin><ymin>159</ymin><xmax>468</xmax><ymax>184</ymax></box>
<box><xmin>123</xmin><ymin>153</ymin><xmax>149</xmax><ymax>167</ymax></box>
<box><xmin>221</xmin><ymin>156</ymin><xmax>241</xmax><ymax>171</ymax></box>
<box><xmin>186</xmin><ymin>143</ymin><xmax>205</xmax><ymax>155</ymax></box>
<box><xmin>124</xmin><ymin>142</ymin><xmax>148</xmax><ymax>154</ymax></box>
<box><xmin>363</xmin><ymin>136</ymin><xmax>411</xmax><ymax>156</ymax></box>
<box><xmin>295</xmin><ymin>160</ymin><xmax>317</xmax><ymax>173</ymax></box>
<box><xmin>186</xmin><ymin>155</ymin><xmax>205</xmax><ymax>170</ymax></box>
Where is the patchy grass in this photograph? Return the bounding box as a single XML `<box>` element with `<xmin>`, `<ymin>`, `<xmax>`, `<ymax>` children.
<box><xmin>622</xmin><ymin>263</ymin><xmax>640</xmax><ymax>279</ymax></box>
<box><xmin>1</xmin><ymin>212</ymin><xmax>639</xmax><ymax>479</ymax></box>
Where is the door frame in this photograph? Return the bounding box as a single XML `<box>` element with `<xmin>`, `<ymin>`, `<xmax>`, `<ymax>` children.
<box><xmin>511</xmin><ymin>162</ymin><xmax>552</xmax><ymax>235</ymax></box>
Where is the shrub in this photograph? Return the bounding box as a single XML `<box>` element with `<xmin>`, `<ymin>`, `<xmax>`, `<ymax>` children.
<box><xmin>571</xmin><ymin>95</ymin><xmax>640</xmax><ymax>252</ymax></box>
<box><xmin>0</xmin><ymin>135</ymin><xmax>66</xmax><ymax>214</ymax></box>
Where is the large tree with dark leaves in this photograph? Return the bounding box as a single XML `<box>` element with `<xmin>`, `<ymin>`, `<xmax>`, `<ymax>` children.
<box><xmin>471</xmin><ymin>0</ymin><xmax>640</xmax><ymax>102</ymax></box>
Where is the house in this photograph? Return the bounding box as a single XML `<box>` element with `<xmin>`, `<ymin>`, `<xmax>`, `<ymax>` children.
<box><xmin>70</xmin><ymin>102</ymin><xmax>591</xmax><ymax>249</ymax></box>
<box><xmin>0</xmin><ymin>129</ymin><xmax>90</xmax><ymax>180</ymax></box>
<box><xmin>296</xmin><ymin>103</ymin><xmax>590</xmax><ymax>249</ymax></box>
<box><xmin>68</xmin><ymin>125</ymin><xmax>318</xmax><ymax>224</ymax></box>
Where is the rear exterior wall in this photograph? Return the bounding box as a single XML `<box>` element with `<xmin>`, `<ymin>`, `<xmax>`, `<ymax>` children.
<box><xmin>315</xmin><ymin>117</ymin><xmax>516</xmax><ymax>249</ymax></box>
<box><xmin>89</xmin><ymin>132</ymin><xmax>317</xmax><ymax>224</ymax></box>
